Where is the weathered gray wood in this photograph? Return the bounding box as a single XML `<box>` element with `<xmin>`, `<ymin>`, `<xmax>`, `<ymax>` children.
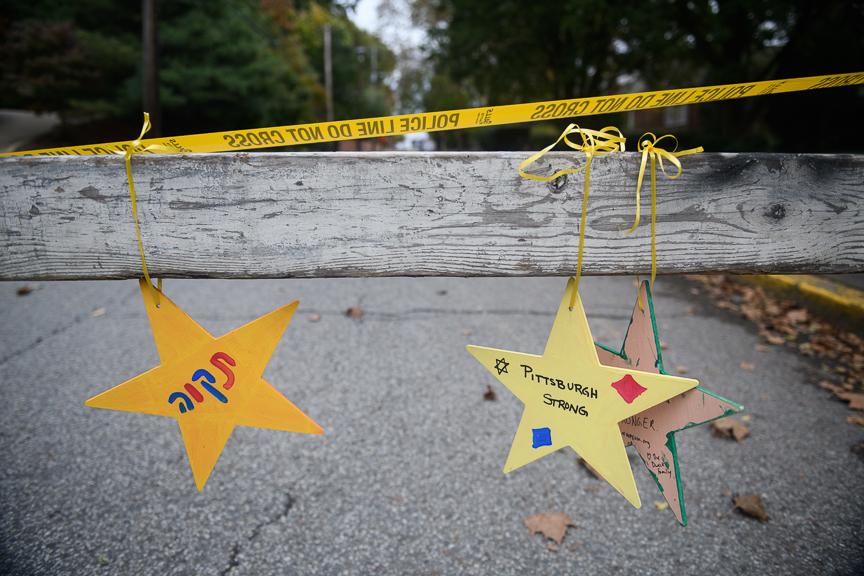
<box><xmin>1</xmin><ymin>152</ymin><xmax>862</xmax><ymax>280</ymax></box>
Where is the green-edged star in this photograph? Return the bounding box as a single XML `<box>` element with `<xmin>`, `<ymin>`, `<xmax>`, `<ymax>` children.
<box><xmin>595</xmin><ymin>281</ymin><xmax>743</xmax><ymax>524</ymax></box>
<box><xmin>467</xmin><ymin>278</ymin><xmax>699</xmax><ymax>508</ymax></box>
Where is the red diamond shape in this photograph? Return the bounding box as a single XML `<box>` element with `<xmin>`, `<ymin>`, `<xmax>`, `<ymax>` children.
<box><xmin>611</xmin><ymin>374</ymin><xmax>647</xmax><ymax>404</ymax></box>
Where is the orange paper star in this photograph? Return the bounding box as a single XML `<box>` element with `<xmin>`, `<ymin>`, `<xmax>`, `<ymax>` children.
<box><xmin>86</xmin><ymin>280</ymin><xmax>322</xmax><ymax>490</ymax></box>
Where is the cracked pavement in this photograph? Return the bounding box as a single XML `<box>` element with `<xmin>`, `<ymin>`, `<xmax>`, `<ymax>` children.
<box><xmin>1</xmin><ymin>276</ymin><xmax>863</xmax><ymax>575</ymax></box>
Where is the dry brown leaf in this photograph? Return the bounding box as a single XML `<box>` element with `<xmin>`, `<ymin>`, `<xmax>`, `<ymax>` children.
<box><xmin>392</xmin><ymin>494</ymin><xmax>403</xmax><ymax>502</ymax></box>
<box><xmin>483</xmin><ymin>385</ymin><xmax>496</xmax><ymax>401</ymax></box>
<box><xmin>546</xmin><ymin>545</ymin><xmax>559</xmax><ymax>552</ymax></box>
<box><xmin>659</xmin><ymin>341</ymin><xmax>668</xmax><ymax>350</ymax></box>
<box><xmin>837</xmin><ymin>392</ymin><xmax>864</xmax><ymax>410</ymax></box>
<box><xmin>675</xmin><ymin>365</ymin><xmax>688</xmax><ymax>374</ymax></box>
<box><xmin>568</xmin><ymin>540</ymin><xmax>583</xmax><ymax>551</ymax></box>
<box><xmin>732</xmin><ymin>494</ymin><xmax>770</xmax><ymax>522</ymax></box>
<box><xmin>461</xmin><ymin>330</ymin><xmax>472</xmax><ymax>336</ymax></box>
<box><xmin>345</xmin><ymin>307</ymin><xmax>363</xmax><ymax>318</ymax></box>
<box><xmin>785</xmin><ymin>309</ymin><xmax>809</xmax><ymax>324</ymax></box>
<box><xmin>308</xmin><ymin>314</ymin><xmax>322</xmax><ymax>322</ymax></box>
<box><xmin>818</xmin><ymin>380</ymin><xmax>845</xmax><ymax>394</ymax></box>
<box><xmin>16</xmin><ymin>284</ymin><xmax>37</xmax><ymax>296</ymax></box>
<box><xmin>739</xmin><ymin>362</ymin><xmax>755</xmax><ymax>371</ymax></box>
<box><xmin>754</xmin><ymin>344</ymin><xmax>770</xmax><ymax>352</ymax></box>
<box><xmin>711</xmin><ymin>417</ymin><xmax>749</xmax><ymax>442</ymax></box>
<box><xmin>847</xmin><ymin>415</ymin><xmax>864</xmax><ymax>427</ymax></box>
<box><xmin>524</xmin><ymin>512</ymin><xmax>577</xmax><ymax>546</ymax></box>
<box><xmin>764</xmin><ymin>333</ymin><xmax>786</xmax><ymax>346</ymax></box>
<box><xmin>577</xmin><ymin>457</ymin><xmax>604</xmax><ymax>480</ymax></box>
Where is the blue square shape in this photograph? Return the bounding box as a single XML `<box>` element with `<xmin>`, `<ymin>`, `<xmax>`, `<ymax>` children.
<box><xmin>532</xmin><ymin>427</ymin><xmax>552</xmax><ymax>449</ymax></box>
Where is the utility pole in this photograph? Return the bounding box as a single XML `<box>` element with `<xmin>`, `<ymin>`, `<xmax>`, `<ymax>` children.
<box><xmin>323</xmin><ymin>24</ymin><xmax>334</xmax><ymax>124</ymax></box>
<box><xmin>142</xmin><ymin>0</ymin><xmax>161</xmax><ymax>137</ymax></box>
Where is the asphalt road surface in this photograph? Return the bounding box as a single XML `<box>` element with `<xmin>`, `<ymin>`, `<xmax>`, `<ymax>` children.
<box><xmin>1</xmin><ymin>276</ymin><xmax>862</xmax><ymax>575</ymax></box>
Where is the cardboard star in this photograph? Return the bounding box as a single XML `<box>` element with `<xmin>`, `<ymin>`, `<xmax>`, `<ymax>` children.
<box><xmin>86</xmin><ymin>280</ymin><xmax>322</xmax><ymax>490</ymax></box>
<box><xmin>467</xmin><ymin>278</ymin><xmax>699</xmax><ymax>508</ymax></box>
<box><xmin>595</xmin><ymin>281</ymin><xmax>743</xmax><ymax>524</ymax></box>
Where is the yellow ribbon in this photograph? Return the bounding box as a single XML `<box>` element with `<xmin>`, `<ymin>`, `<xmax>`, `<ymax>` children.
<box><xmin>519</xmin><ymin>125</ymin><xmax>625</xmax><ymax>308</ymax></box>
<box><xmin>623</xmin><ymin>133</ymin><xmax>702</xmax><ymax>309</ymax></box>
<box><xmin>113</xmin><ymin>113</ymin><xmax>173</xmax><ymax>306</ymax></box>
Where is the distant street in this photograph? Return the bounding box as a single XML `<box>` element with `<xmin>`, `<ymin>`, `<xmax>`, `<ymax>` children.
<box><xmin>0</xmin><ymin>109</ymin><xmax>59</xmax><ymax>154</ymax></box>
<box><xmin>1</xmin><ymin>275</ymin><xmax>862</xmax><ymax>575</ymax></box>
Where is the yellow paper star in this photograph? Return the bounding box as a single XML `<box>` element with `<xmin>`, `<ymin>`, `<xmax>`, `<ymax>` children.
<box><xmin>467</xmin><ymin>278</ymin><xmax>698</xmax><ymax>508</ymax></box>
<box><xmin>86</xmin><ymin>280</ymin><xmax>322</xmax><ymax>490</ymax></box>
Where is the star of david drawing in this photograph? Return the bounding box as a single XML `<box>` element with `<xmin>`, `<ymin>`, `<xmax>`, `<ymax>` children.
<box><xmin>495</xmin><ymin>357</ymin><xmax>510</xmax><ymax>375</ymax></box>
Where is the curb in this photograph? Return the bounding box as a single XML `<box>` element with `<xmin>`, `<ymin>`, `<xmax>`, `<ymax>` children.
<box><xmin>735</xmin><ymin>275</ymin><xmax>864</xmax><ymax>333</ymax></box>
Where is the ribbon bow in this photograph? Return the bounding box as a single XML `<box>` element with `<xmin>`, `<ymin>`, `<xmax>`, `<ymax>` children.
<box><xmin>623</xmin><ymin>133</ymin><xmax>702</xmax><ymax>308</ymax></box>
<box><xmin>113</xmin><ymin>113</ymin><xmax>173</xmax><ymax>306</ymax></box>
<box><xmin>519</xmin><ymin>125</ymin><xmax>625</xmax><ymax>308</ymax></box>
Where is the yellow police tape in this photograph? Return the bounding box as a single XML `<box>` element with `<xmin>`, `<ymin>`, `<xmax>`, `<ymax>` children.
<box><xmin>3</xmin><ymin>72</ymin><xmax>862</xmax><ymax>157</ymax></box>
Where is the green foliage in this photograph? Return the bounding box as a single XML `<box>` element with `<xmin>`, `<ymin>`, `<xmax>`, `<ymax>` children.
<box><xmin>156</xmin><ymin>0</ymin><xmax>312</xmax><ymax>134</ymax></box>
<box><xmin>0</xmin><ymin>19</ymin><xmax>139</xmax><ymax>121</ymax></box>
<box><xmin>0</xmin><ymin>0</ymin><xmax>396</xmax><ymax>139</ymax></box>
<box><xmin>417</xmin><ymin>0</ymin><xmax>864</xmax><ymax>152</ymax></box>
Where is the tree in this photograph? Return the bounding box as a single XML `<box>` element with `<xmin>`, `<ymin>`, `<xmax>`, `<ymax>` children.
<box><xmin>0</xmin><ymin>0</ymin><xmax>396</xmax><ymax>143</ymax></box>
<box><xmin>414</xmin><ymin>0</ymin><xmax>864</xmax><ymax>152</ymax></box>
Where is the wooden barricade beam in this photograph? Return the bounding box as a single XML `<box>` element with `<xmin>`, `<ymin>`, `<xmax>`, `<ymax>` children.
<box><xmin>1</xmin><ymin>152</ymin><xmax>862</xmax><ymax>281</ymax></box>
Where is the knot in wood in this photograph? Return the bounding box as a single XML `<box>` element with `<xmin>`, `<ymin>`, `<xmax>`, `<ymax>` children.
<box><xmin>546</xmin><ymin>174</ymin><xmax>568</xmax><ymax>193</ymax></box>
<box><xmin>765</xmin><ymin>204</ymin><xmax>786</xmax><ymax>220</ymax></box>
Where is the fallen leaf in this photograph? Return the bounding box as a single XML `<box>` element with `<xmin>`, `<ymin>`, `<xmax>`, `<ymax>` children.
<box><xmin>345</xmin><ymin>307</ymin><xmax>363</xmax><ymax>318</ymax></box>
<box><xmin>761</xmin><ymin>394</ymin><xmax>772</xmax><ymax>400</ymax></box>
<box><xmin>721</xmin><ymin>488</ymin><xmax>730</xmax><ymax>497</ymax></box>
<box><xmin>308</xmin><ymin>314</ymin><xmax>322</xmax><ymax>322</ymax></box>
<box><xmin>798</xmin><ymin>471</ymin><xmax>805</xmax><ymax>477</ymax></box>
<box><xmin>846</xmin><ymin>415</ymin><xmax>864</xmax><ymax>427</ymax></box>
<box><xmin>90</xmin><ymin>308</ymin><xmax>106</xmax><ymax>318</ymax></box>
<box><xmin>524</xmin><ymin>512</ymin><xmax>577</xmax><ymax>546</ymax></box>
<box><xmin>754</xmin><ymin>344</ymin><xmax>770</xmax><ymax>352</ymax></box>
<box><xmin>392</xmin><ymin>494</ymin><xmax>403</xmax><ymax>502</ymax></box>
<box><xmin>483</xmin><ymin>385</ymin><xmax>496</xmax><ymax>401</ymax></box>
<box><xmin>568</xmin><ymin>540</ymin><xmax>583</xmax><ymax>551</ymax></box>
<box><xmin>711</xmin><ymin>417</ymin><xmax>749</xmax><ymax>442</ymax></box>
<box><xmin>577</xmin><ymin>457</ymin><xmax>604</xmax><ymax>480</ymax></box>
<box><xmin>675</xmin><ymin>365</ymin><xmax>688</xmax><ymax>374</ymax></box>
<box><xmin>785</xmin><ymin>309</ymin><xmax>809</xmax><ymax>324</ymax></box>
<box><xmin>654</xmin><ymin>501</ymin><xmax>669</xmax><ymax>510</ymax></box>
<box><xmin>741</xmin><ymin>415</ymin><xmax>751</xmax><ymax>422</ymax></box>
<box><xmin>739</xmin><ymin>362</ymin><xmax>755</xmax><ymax>371</ymax></box>
<box><xmin>16</xmin><ymin>284</ymin><xmax>37</xmax><ymax>296</ymax></box>
<box><xmin>764</xmin><ymin>333</ymin><xmax>786</xmax><ymax>345</ymax></box>
<box><xmin>837</xmin><ymin>392</ymin><xmax>864</xmax><ymax>410</ymax></box>
<box><xmin>461</xmin><ymin>330</ymin><xmax>472</xmax><ymax>336</ymax></box>
<box><xmin>546</xmin><ymin>545</ymin><xmax>559</xmax><ymax>552</ymax></box>
<box><xmin>659</xmin><ymin>341</ymin><xmax>668</xmax><ymax>350</ymax></box>
<box><xmin>732</xmin><ymin>494</ymin><xmax>770</xmax><ymax>522</ymax></box>
<box><xmin>819</xmin><ymin>380</ymin><xmax>845</xmax><ymax>394</ymax></box>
